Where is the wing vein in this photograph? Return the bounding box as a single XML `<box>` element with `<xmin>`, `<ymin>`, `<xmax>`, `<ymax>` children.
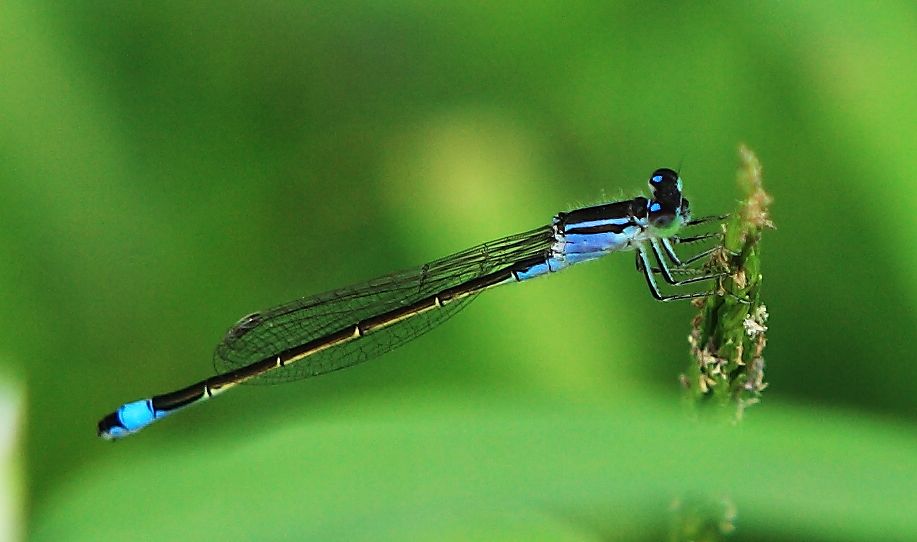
<box><xmin>212</xmin><ymin>224</ymin><xmax>554</xmax><ymax>383</ymax></box>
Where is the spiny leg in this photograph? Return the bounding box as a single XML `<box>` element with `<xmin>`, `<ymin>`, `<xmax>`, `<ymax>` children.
<box><xmin>664</xmin><ymin>234</ymin><xmax>741</xmax><ymax>269</ymax></box>
<box><xmin>635</xmin><ymin>245</ymin><xmax>713</xmax><ymax>302</ymax></box>
<box><xmin>663</xmin><ymin>232</ymin><xmax>723</xmax><ymax>266</ymax></box>
<box><xmin>643</xmin><ymin>265</ymin><xmax>708</xmax><ymax>277</ymax></box>
<box><xmin>648</xmin><ymin>239</ymin><xmax>729</xmax><ymax>287</ymax></box>
<box><xmin>635</xmin><ymin>251</ymin><xmax>707</xmax><ymax>276</ymax></box>
<box><xmin>650</xmin><ymin>241</ymin><xmax>752</xmax><ymax>305</ymax></box>
<box><xmin>684</xmin><ymin>214</ymin><xmax>728</xmax><ymax>227</ymax></box>
<box><xmin>667</xmin><ymin>212</ymin><xmax>734</xmax><ymax>265</ymax></box>
<box><xmin>661</xmin><ymin>237</ymin><xmax>722</xmax><ymax>267</ymax></box>
<box><xmin>671</xmin><ymin>232</ymin><xmax>721</xmax><ymax>245</ymax></box>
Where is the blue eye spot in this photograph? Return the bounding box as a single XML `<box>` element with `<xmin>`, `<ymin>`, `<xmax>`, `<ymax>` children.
<box><xmin>649</xmin><ymin>202</ymin><xmax>661</xmax><ymax>212</ymax></box>
<box><xmin>651</xmin><ymin>175</ymin><xmax>663</xmax><ymax>184</ymax></box>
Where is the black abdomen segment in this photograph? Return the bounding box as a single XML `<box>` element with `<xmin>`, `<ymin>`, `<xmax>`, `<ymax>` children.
<box><xmin>151</xmin><ymin>254</ymin><xmax>549</xmax><ymax>413</ymax></box>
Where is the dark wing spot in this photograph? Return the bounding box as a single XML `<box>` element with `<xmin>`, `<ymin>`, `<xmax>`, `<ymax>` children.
<box><xmin>225</xmin><ymin>312</ymin><xmax>263</xmax><ymax>341</ymax></box>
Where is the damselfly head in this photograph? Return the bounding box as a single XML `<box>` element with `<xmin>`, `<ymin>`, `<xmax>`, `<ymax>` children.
<box><xmin>647</xmin><ymin>168</ymin><xmax>689</xmax><ymax>234</ymax></box>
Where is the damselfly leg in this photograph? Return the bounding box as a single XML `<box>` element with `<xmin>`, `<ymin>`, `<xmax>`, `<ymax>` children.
<box><xmin>685</xmin><ymin>214</ymin><xmax>729</xmax><ymax>227</ymax></box>
<box><xmin>634</xmin><ymin>214</ymin><xmax>732</xmax><ymax>301</ymax></box>
<box><xmin>636</xmin><ymin>246</ymin><xmax>715</xmax><ymax>302</ymax></box>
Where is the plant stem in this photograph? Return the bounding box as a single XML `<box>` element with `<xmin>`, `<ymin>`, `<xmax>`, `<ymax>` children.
<box><xmin>684</xmin><ymin>145</ymin><xmax>773</xmax><ymax>419</ymax></box>
<box><xmin>671</xmin><ymin>146</ymin><xmax>773</xmax><ymax>542</ymax></box>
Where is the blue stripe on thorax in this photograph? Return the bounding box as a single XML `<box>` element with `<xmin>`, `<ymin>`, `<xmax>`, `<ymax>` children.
<box><xmin>513</xmin><ymin>199</ymin><xmax>648</xmax><ymax>282</ymax></box>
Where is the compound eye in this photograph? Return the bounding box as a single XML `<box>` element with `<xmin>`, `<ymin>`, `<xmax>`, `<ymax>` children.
<box><xmin>648</xmin><ymin>201</ymin><xmax>675</xmax><ymax>228</ymax></box>
<box><xmin>649</xmin><ymin>168</ymin><xmax>679</xmax><ymax>188</ymax></box>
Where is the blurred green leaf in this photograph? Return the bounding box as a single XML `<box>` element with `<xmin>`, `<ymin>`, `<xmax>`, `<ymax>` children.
<box><xmin>33</xmin><ymin>397</ymin><xmax>917</xmax><ymax>541</ymax></box>
<box><xmin>0</xmin><ymin>376</ymin><xmax>23</xmax><ymax>542</ymax></box>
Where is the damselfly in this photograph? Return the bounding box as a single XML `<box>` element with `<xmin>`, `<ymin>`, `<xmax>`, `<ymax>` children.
<box><xmin>98</xmin><ymin>168</ymin><xmax>725</xmax><ymax>439</ymax></box>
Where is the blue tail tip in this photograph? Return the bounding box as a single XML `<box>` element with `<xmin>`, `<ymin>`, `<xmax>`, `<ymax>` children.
<box><xmin>98</xmin><ymin>399</ymin><xmax>158</xmax><ymax>440</ymax></box>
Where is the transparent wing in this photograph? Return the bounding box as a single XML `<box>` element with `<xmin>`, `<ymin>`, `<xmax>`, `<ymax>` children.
<box><xmin>213</xmin><ymin>224</ymin><xmax>554</xmax><ymax>383</ymax></box>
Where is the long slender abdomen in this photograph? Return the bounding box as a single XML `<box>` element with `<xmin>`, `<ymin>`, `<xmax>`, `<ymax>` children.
<box><xmin>97</xmin><ymin>253</ymin><xmax>554</xmax><ymax>439</ymax></box>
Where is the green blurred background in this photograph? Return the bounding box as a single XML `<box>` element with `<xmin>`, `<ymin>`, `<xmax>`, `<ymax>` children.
<box><xmin>2</xmin><ymin>1</ymin><xmax>915</xmax><ymax>540</ymax></box>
